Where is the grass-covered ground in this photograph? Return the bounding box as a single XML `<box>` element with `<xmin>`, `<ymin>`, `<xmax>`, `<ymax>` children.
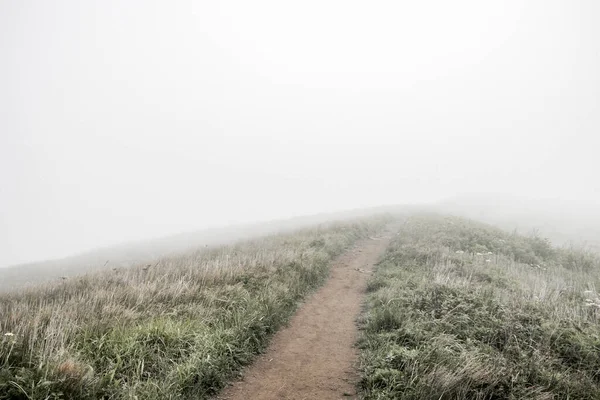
<box><xmin>360</xmin><ymin>214</ymin><xmax>600</xmax><ymax>400</ymax></box>
<box><xmin>0</xmin><ymin>216</ymin><xmax>389</xmax><ymax>400</ymax></box>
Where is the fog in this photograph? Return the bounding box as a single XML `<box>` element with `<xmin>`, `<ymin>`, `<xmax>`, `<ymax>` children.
<box><xmin>1</xmin><ymin>0</ymin><xmax>599</xmax><ymax>268</ymax></box>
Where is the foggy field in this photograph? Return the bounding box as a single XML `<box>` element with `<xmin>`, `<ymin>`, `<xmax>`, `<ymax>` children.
<box><xmin>1</xmin><ymin>0</ymin><xmax>599</xmax><ymax>399</ymax></box>
<box><xmin>0</xmin><ymin>216</ymin><xmax>388</xmax><ymax>399</ymax></box>
<box><xmin>360</xmin><ymin>214</ymin><xmax>600</xmax><ymax>399</ymax></box>
<box><xmin>3</xmin><ymin>212</ymin><xmax>600</xmax><ymax>399</ymax></box>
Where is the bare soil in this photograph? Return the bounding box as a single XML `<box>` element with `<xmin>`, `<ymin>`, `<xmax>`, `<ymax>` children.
<box><xmin>217</xmin><ymin>230</ymin><xmax>394</xmax><ymax>400</ymax></box>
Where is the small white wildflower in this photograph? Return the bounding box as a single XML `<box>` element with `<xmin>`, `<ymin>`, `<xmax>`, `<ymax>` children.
<box><xmin>485</xmin><ymin>259</ymin><xmax>492</xmax><ymax>263</ymax></box>
<box><xmin>487</xmin><ymin>252</ymin><xmax>493</xmax><ymax>255</ymax></box>
<box><xmin>476</xmin><ymin>252</ymin><xmax>483</xmax><ymax>256</ymax></box>
<box><xmin>584</xmin><ymin>290</ymin><xmax>594</xmax><ymax>295</ymax></box>
<box><xmin>4</xmin><ymin>332</ymin><xmax>14</xmax><ymax>337</ymax></box>
<box><xmin>455</xmin><ymin>250</ymin><xmax>464</xmax><ymax>254</ymax></box>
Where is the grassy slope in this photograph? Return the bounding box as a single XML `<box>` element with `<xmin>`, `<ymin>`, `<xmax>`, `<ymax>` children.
<box><xmin>0</xmin><ymin>216</ymin><xmax>389</xmax><ymax>400</ymax></box>
<box><xmin>360</xmin><ymin>214</ymin><xmax>600</xmax><ymax>400</ymax></box>
<box><xmin>0</xmin><ymin>206</ymin><xmax>408</xmax><ymax>292</ymax></box>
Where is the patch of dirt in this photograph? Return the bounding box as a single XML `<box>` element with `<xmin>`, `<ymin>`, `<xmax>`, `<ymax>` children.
<box><xmin>217</xmin><ymin>230</ymin><xmax>394</xmax><ymax>400</ymax></box>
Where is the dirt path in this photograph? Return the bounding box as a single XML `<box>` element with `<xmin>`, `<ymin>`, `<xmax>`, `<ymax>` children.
<box><xmin>217</xmin><ymin>229</ymin><xmax>395</xmax><ymax>400</ymax></box>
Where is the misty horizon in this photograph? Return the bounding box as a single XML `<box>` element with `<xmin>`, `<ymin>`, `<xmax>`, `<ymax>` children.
<box><xmin>2</xmin><ymin>1</ymin><xmax>599</xmax><ymax>268</ymax></box>
<box><xmin>2</xmin><ymin>194</ymin><xmax>599</xmax><ymax>270</ymax></box>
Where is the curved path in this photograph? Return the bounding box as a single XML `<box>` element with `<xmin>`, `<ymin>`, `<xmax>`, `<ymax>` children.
<box><xmin>217</xmin><ymin>229</ymin><xmax>395</xmax><ymax>400</ymax></box>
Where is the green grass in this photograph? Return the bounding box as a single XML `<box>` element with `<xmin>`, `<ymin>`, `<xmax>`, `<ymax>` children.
<box><xmin>0</xmin><ymin>216</ymin><xmax>390</xmax><ymax>399</ymax></box>
<box><xmin>359</xmin><ymin>214</ymin><xmax>600</xmax><ymax>400</ymax></box>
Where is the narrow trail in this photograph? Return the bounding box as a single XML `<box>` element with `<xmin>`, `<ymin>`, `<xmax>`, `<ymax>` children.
<box><xmin>217</xmin><ymin>228</ymin><xmax>395</xmax><ymax>400</ymax></box>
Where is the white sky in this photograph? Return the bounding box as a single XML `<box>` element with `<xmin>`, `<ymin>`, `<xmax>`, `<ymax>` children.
<box><xmin>1</xmin><ymin>0</ymin><xmax>599</xmax><ymax>267</ymax></box>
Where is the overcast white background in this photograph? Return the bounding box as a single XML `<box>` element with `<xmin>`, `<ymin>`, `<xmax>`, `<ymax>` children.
<box><xmin>1</xmin><ymin>0</ymin><xmax>599</xmax><ymax>267</ymax></box>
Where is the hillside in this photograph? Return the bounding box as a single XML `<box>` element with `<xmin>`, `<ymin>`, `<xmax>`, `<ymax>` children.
<box><xmin>360</xmin><ymin>213</ymin><xmax>600</xmax><ymax>399</ymax></box>
<box><xmin>3</xmin><ymin>211</ymin><xmax>600</xmax><ymax>399</ymax></box>
<box><xmin>0</xmin><ymin>206</ymin><xmax>409</xmax><ymax>292</ymax></box>
<box><xmin>0</xmin><ymin>215</ymin><xmax>390</xmax><ymax>399</ymax></box>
